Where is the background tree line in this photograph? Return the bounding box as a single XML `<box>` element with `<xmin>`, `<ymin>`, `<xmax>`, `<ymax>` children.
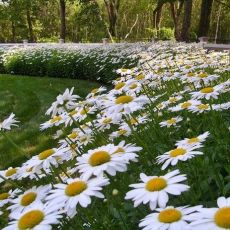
<box><xmin>0</xmin><ymin>0</ymin><xmax>229</xmax><ymax>43</ymax></box>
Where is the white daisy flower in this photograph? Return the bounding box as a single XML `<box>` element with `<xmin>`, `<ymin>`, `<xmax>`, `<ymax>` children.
<box><xmin>213</xmin><ymin>102</ymin><xmax>230</xmax><ymax>111</ymax></box>
<box><xmin>40</xmin><ymin>115</ymin><xmax>65</xmax><ymax>130</ymax></box>
<box><xmin>0</xmin><ymin>167</ymin><xmax>19</xmax><ymax>183</ymax></box>
<box><xmin>46</xmin><ymin>87</ymin><xmax>80</xmax><ymax>116</ymax></box>
<box><xmin>109</xmin><ymin>126</ymin><xmax>132</xmax><ymax>140</ymax></box>
<box><xmin>105</xmin><ymin>94</ymin><xmax>149</xmax><ymax>115</ymax></box>
<box><xmin>3</xmin><ymin>202</ymin><xmax>62</xmax><ymax>230</ymax></box>
<box><xmin>169</xmin><ymin>100</ymin><xmax>201</xmax><ymax>112</ymax></box>
<box><xmin>175</xmin><ymin>131</ymin><xmax>210</xmax><ymax>147</ymax></box>
<box><xmin>110</xmin><ymin>81</ymin><xmax>128</xmax><ymax>95</ymax></box>
<box><xmin>75</xmin><ymin>105</ymin><xmax>97</xmax><ymax>122</ymax></box>
<box><xmin>139</xmin><ymin>205</ymin><xmax>202</xmax><ymax>230</ymax></box>
<box><xmin>124</xmin><ymin>79</ymin><xmax>142</xmax><ymax>94</ymax></box>
<box><xmin>24</xmin><ymin>148</ymin><xmax>71</xmax><ymax>172</ymax></box>
<box><xmin>165</xmin><ymin>95</ymin><xmax>183</xmax><ymax>106</ymax></box>
<box><xmin>95</xmin><ymin>114</ymin><xmax>121</xmax><ymax>131</ymax></box>
<box><xmin>116</xmin><ymin>68</ymin><xmax>133</xmax><ymax>76</ymax></box>
<box><xmin>46</xmin><ymin>176</ymin><xmax>109</xmax><ymax>217</ymax></box>
<box><xmin>78</xmin><ymin>133</ymin><xmax>93</xmax><ymax>146</ymax></box>
<box><xmin>190</xmin><ymin>85</ymin><xmax>222</xmax><ymax>100</ymax></box>
<box><xmin>188</xmin><ymin>103</ymin><xmax>211</xmax><ymax>114</ymax></box>
<box><xmin>190</xmin><ymin>196</ymin><xmax>230</xmax><ymax>230</ymax></box>
<box><xmin>156</xmin><ymin>145</ymin><xmax>203</xmax><ymax>170</ymax></box>
<box><xmin>16</xmin><ymin>165</ymin><xmax>44</xmax><ymax>181</ymax></box>
<box><xmin>122</xmin><ymin>114</ymin><xmax>148</xmax><ymax>127</ymax></box>
<box><xmin>0</xmin><ymin>113</ymin><xmax>19</xmax><ymax>131</ymax></box>
<box><xmin>86</xmin><ymin>86</ymin><xmax>107</xmax><ymax>99</ymax></box>
<box><xmin>125</xmin><ymin>169</ymin><xmax>189</xmax><ymax>210</ymax></box>
<box><xmin>159</xmin><ymin>116</ymin><xmax>183</xmax><ymax>128</ymax></box>
<box><xmin>8</xmin><ymin>185</ymin><xmax>51</xmax><ymax>216</ymax></box>
<box><xmin>76</xmin><ymin>144</ymin><xmax>131</xmax><ymax>179</ymax></box>
<box><xmin>0</xmin><ymin>189</ymin><xmax>21</xmax><ymax>208</ymax></box>
<box><xmin>113</xmin><ymin>141</ymin><xmax>142</xmax><ymax>163</ymax></box>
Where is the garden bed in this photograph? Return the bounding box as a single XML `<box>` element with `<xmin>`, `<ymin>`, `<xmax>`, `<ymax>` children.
<box><xmin>0</xmin><ymin>43</ymin><xmax>230</xmax><ymax>229</ymax></box>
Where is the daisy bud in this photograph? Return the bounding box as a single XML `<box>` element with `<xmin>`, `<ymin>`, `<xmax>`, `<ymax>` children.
<box><xmin>112</xmin><ymin>189</ymin><xmax>119</xmax><ymax>196</ymax></box>
<box><xmin>158</xmin><ymin>112</ymin><xmax>163</xmax><ymax>117</ymax></box>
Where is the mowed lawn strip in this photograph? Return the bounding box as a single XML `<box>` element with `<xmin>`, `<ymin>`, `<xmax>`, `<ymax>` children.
<box><xmin>0</xmin><ymin>74</ymin><xmax>100</xmax><ymax>168</ymax></box>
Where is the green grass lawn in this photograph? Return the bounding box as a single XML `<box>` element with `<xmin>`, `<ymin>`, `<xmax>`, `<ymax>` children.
<box><xmin>0</xmin><ymin>74</ymin><xmax>100</xmax><ymax>169</ymax></box>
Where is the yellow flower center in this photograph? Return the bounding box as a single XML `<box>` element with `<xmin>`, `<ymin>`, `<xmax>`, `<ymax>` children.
<box><xmin>70</xmin><ymin>144</ymin><xmax>77</xmax><ymax>150</ymax></box>
<box><xmin>188</xmin><ymin>137</ymin><xmax>199</xmax><ymax>144</ymax></box>
<box><xmin>187</xmin><ymin>72</ymin><xmax>194</xmax><ymax>77</ymax></box>
<box><xmin>50</xmin><ymin>116</ymin><xmax>62</xmax><ymax>123</ymax></box>
<box><xmin>198</xmin><ymin>73</ymin><xmax>208</xmax><ymax>78</ymax></box>
<box><xmin>18</xmin><ymin>210</ymin><xmax>44</xmax><ymax>230</ymax></box>
<box><xmin>65</xmin><ymin>181</ymin><xmax>87</xmax><ymax>196</ymax></box>
<box><xmin>69</xmin><ymin>110</ymin><xmax>77</xmax><ymax>116</ymax></box>
<box><xmin>115</xmin><ymin>82</ymin><xmax>125</xmax><ymax>90</ymax></box>
<box><xmin>129</xmin><ymin>84</ymin><xmax>137</xmax><ymax>89</ymax></box>
<box><xmin>5</xmin><ymin>168</ymin><xmax>17</xmax><ymax>177</ymax></box>
<box><xmin>91</xmin><ymin>88</ymin><xmax>98</xmax><ymax>94</ymax></box>
<box><xmin>103</xmin><ymin>118</ymin><xmax>112</xmax><ymax>124</ymax></box>
<box><xmin>167</xmin><ymin>118</ymin><xmax>176</xmax><ymax>125</ymax></box>
<box><xmin>181</xmin><ymin>102</ymin><xmax>192</xmax><ymax>109</ymax></box>
<box><xmin>0</xmin><ymin>192</ymin><xmax>9</xmax><ymax>200</ymax></box>
<box><xmin>170</xmin><ymin>148</ymin><xmax>187</xmax><ymax>157</ymax></box>
<box><xmin>113</xmin><ymin>147</ymin><xmax>125</xmax><ymax>154</ymax></box>
<box><xmin>80</xmin><ymin>107</ymin><xmax>89</xmax><ymax>115</ymax></box>
<box><xmin>26</xmin><ymin>167</ymin><xmax>33</xmax><ymax>172</ymax></box>
<box><xmin>68</xmin><ymin>132</ymin><xmax>78</xmax><ymax>139</ymax></box>
<box><xmin>145</xmin><ymin>177</ymin><xmax>167</xmax><ymax>192</ymax></box>
<box><xmin>197</xmin><ymin>104</ymin><xmax>209</xmax><ymax>110</ymax></box>
<box><xmin>158</xmin><ymin>208</ymin><xmax>182</xmax><ymax>223</ymax></box>
<box><xmin>79</xmin><ymin>136</ymin><xmax>87</xmax><ymax>142</ymax></box>
<box><xmin>130</xmin><ymin>118</ymin><xmax>138</xmax><ymax>125</ymax></box>
<box><xmin>38</xmin><ymin>149</ymin><xmax>55</xmax><ymax>160</ymax></box>
<box><xmin>89</xmin><ymin>151</ymin><xmax>111</xmax><ymax>166</ymax></box>
<box><xmin>118</xmin><ymin>129</ymin><xmax>127</xmax><ymax>135</ymax></box>
<box><xmin>169</xmin><ymin>97</ymin><xmax>177</xmax><ymax>103</ymax></box>
<box><xmin>135</xmin><ymin>74</ymin><xmax>144</xmax><ymax>80</ymax></box>
<box><xmin>157</xmin><ymin>103</ymin><xmax>163</xmax><ymax>109</ymax></box>
<box><xmin>121</xmin><ymin>68</ymin><xmax>128</xmax><ymax>73</ymax></box>
<box><xmin>20</xmin><ymin>192</ymin><xmax>37</xmax><ymax>206</ymax></box>
<box><xmin>115</xmin><ymin>95</ymin><xmax>133</xmax><ymax>104</ymax></box>
<box><xmin>214</xmin><ymin>207</ymin><xmax>230</xmax><ymax>228</ymax></box>
<box><xmin>200</xmin><ymin>87</ymin><xmax>214</xmax><ymax>94</ymax></box>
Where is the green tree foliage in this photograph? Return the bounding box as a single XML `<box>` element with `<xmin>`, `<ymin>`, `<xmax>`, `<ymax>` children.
<box><xmin>0</xmin><ymin>0</ymin><xmax>229</xmax><ymax>42</ymax></box>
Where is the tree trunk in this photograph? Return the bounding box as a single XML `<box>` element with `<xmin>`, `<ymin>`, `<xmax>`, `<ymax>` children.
<box><xmin>198</xmin><ymin>0</ymin><xmax>213</xmax><ymax>37</ymax></box>
<box><xmin>181</xmin><ymin>0</ymin><xmax>193</xmax><ymax>42</ymax></box>
<box><xmin>170</xmin><ymin>3</ymin><xmax>180</xmax><ymax>41</ymax></box>
<box><xmin>11</xmin><ymin>21</ymin><xmax>16</xmax><ymax>43</ymax></box>
<box><xmin>26</xmin><ymin>8</ymin><xmax>34</xmax><ymax>42</ymax></box>
<box><xmin>59</xmin><ymin>0</ymin><xmax>66</xmax><ymax>42</ymax></box>
<box><xmin>104</xmin><ymin>0</ymin><xmax>120</xmax><ymax>37</ymax></box>
<box><xmin>153</xmin><ymin>1</ymin><xmax>164</xmax><ymax>30</ymax></box>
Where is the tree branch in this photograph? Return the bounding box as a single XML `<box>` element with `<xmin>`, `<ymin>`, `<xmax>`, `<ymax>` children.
<box><xmin>124</xmin><ymin>14</ymin><xmax>139</xmax><ymax>40</ymax></box>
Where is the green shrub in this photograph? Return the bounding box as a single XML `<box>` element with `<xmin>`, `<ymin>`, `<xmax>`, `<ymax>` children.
<box><xmin>146</xmin><ymin>27</ymin><xmax>175</xmax><ymax>41</ymax></box>
<box><xmin>1</xmin><ymin>46</ymin><xmax>139</xmax><ymax>83</ymax></box>
<box><xmin>0</xmin><ymin>49</ymin><xmax>6</xmax><ymax>73</ymax></box>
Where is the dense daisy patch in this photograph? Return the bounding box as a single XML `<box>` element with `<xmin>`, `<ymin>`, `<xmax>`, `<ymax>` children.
<box><xmin>0</xmin><ymin>42</ymin><xmax>230</xmax><ymax>229</ymax></box>
<box><xmin>0</xmin><ymin>43</ymin><xmax>142</xmax><ymax>83</ymax></box>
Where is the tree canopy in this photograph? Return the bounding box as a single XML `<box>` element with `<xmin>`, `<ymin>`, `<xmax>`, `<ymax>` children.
<box><xmin>0</xmin><ymin>0</ymin><xmax>229</xmax><ymax>43</ymax></box>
